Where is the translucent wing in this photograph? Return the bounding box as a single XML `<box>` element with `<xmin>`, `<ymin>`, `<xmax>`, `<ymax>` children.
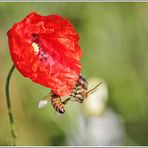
<box><xmin>38</xmin><ymin>92</ymin><xmax>51</xmax><ymax>108</ymax></box>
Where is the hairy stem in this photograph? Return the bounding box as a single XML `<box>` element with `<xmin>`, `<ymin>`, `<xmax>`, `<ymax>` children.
<box><xmin>5</xmin><ymin>64</ymin><xmax>16</xmax><ymax>146</ymax></box>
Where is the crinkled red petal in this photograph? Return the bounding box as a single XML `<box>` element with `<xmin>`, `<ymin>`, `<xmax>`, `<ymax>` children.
<box><xmin>8</xmin><ymin>12</ymin><xmax>82</xmax><ymax>96</ymax></box>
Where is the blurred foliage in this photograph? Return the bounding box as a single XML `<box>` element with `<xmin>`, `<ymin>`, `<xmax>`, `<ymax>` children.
<box><xmin>1</xmin><ymin>2</ymin><xmax>148</xmax><ymax>146</ymax></box>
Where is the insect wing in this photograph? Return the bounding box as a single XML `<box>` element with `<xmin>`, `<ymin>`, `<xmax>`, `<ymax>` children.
<box><xmin>38</xmin><ymin>99</ymin><xmax>49</xmax><ymax>108</ymax></box>
<box><xmin>38</xmin><ymin>93</ymin><xmax>51</xmax><ymax>108</ymax></box>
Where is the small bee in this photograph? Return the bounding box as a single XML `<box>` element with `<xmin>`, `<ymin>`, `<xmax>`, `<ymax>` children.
<box><xmin>75</xmin><ymin>74</ymin><xmax>102</xmax><ymax>103</ymax></box>
<box><xmin>38</xmin><ymin>90</ymin><xmax>65</xmax><ymax>114</ymax></box>
<box><xmin>38</xmin><ymin>74</ymin><xmax>102</xmax><ymax>114</ymax></box>
<box><xmin>73</xmin><ymin>82</ymin><xmax>102</xmax><ymax>103</ymax></box>
<box><xmin>62</xmin><ymin>74</ymin><xmax>102</xmax><ymax>104</ymax></box>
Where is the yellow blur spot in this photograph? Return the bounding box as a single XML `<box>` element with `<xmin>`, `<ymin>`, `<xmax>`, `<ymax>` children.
<box><xmin>32</xmin><ymin>42</ymin><xmax>39</xmax><ymax>54</ymax></box>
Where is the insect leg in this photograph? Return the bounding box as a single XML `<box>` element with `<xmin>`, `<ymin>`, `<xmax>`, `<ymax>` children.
<box><xmin>62</xmin><ymin>97</ymin><xmax>74</xmax><ymax>105</ymax></box>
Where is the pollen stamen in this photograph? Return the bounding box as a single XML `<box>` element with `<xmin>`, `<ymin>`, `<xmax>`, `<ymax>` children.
<box><xmin>32</xmin><ymin>42</ymin><xmax>39</xmax><ymax>54</ymax></box>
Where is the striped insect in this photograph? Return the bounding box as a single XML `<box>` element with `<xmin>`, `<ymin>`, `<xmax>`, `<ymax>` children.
<box><xmin>38</xmin><ymin>90</ymin><xmax>65</xmax><ymax>114</ymax></box>
<box><xmin>63</xmin><ymin>74</ymin><xmax>102</xmax><ymax>104</ymax></box>
<box><xmin>38</xmin><ymin>74</ymin><xmax>102</xmax><ymax>114</ymax></box>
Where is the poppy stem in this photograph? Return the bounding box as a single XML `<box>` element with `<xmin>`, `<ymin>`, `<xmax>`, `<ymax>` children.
<box><xmin>5</xmin><ymin>64</ymin><xmax>17</xmax><ymax>146</ymax></box>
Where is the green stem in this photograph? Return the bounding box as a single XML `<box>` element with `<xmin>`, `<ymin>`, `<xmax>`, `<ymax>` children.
<box><xmin>5</xmin><ymin>64</ymin><xmax>16</xmax><ymax>146</ymax></box>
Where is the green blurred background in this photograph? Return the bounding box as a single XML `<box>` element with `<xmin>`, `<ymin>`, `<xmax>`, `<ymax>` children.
<box><xmin>1</xmin><ymin>2</ymin><xmax>148</xmax><ymax>146</ymax></box>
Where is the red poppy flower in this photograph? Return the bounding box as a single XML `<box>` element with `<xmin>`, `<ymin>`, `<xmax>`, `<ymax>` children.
<box><xmin>7</xmin><ymin>12</ymin><xmax>82</xmax><ymax>96</ymax></box>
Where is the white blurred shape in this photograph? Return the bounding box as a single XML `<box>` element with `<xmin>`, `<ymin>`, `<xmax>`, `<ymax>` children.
<box><xmin>83</xmin><ymin>78</ymin><xmax>108</xmax><ymax>116</ymax></box>
<box><xmin>67</xmin><ymin>77</ymin><xmax>125</xmax><ymax>146</ymax></box>
<box><xmin>38</xmin><ymin>92</ymin><xmax>51</xmax><ymax>108</ymax></box>
<box><xmin>68</xmin><ymin>108</ymin><xmax>125</xmax><ymax>146</ymax></box>
<box><xmin>86</xmin><ymin>108</ymin><xmax>124</xmax><ymax>146</ymax></box>
<box><xmin>38</xmin><ymin>99</ymin><xmax>49</xmax><ymax>108</ymax></box>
